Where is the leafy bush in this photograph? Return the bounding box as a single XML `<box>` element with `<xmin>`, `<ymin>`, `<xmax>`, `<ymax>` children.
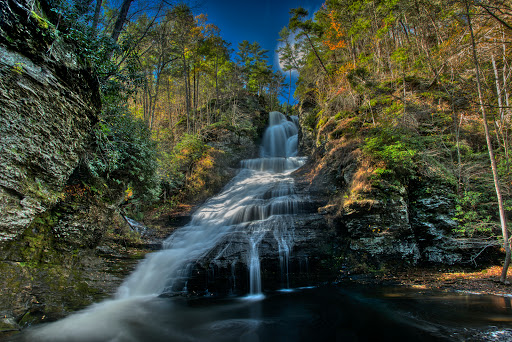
<box><xmin>88</xmin><ymin>110</ymin><xmax>159</xmax><ymax>202</ymax></box>
<box><xmin>303</xmin><ymin>111</ymin><xmax>317</xmax><ymax>131</ymax></box>
<box><xmin>158</xmin><ymin>133</ymin><xmax>211</xmax><ymax>199</ymax></box>
<box><xmin>362</xmin><ymin>128</ymin><xmax>418</xmax><ymax>179</ymax></box>
<box><xmin>453</xmin><ymin>191</ymin><xmax>498</xmax><ymax>237</ymax></box>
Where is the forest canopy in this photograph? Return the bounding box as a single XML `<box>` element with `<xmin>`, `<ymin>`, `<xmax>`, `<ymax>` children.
<box><xmin>278</xmin><ymin>0</ymin><xmax>512</xmax><ymax>281</ymax></box>
<box><xmin>34</xmin><ymin>0</ymin><xmax>289</xmax><ymax>210</ymax></box>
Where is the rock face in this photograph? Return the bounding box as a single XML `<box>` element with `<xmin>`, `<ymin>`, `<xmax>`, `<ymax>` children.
<box><xmin>335</xmin><ymin>180</ymin><xmax>463</xmax><ymax>265</ymax></box>
<box><xmin>294</xmin><ymin>104</ymin><xmax>494</xmax><ymax>270</ymax></box>
<box><xmin>0</xmin><ymin>0</ymin><xmax>100</xmax><ymax>244</ymax></box>
<box><xmin>0</xmin><ymin>1</ymin><xmax>111</xmax><ymax>333</ymax></box>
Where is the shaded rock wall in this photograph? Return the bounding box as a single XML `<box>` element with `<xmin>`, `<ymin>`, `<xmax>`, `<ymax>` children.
<box><xmin>0</xmin><ymin>0</ymin><xmax>100</xmax><ymax>244</ymax></box>
<box><xmin>295</xmin><ymin>104</ymin><xmax>493</xmax><ymax>269</ymax></box>
<box><xmin>0</xmin><ymin>0</ymin><xmax>115</xmax><ymax>334</ymax></box>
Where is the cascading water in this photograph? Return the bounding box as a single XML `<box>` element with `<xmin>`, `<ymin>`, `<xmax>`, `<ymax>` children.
<box><xmin>15</xmin><ymin>112</ymin><xmax>306</xmax><ymax>342</ymax></box>
<box><xmin>13</xmin><ymin>113</ymin><xmax>510</xmax><ymax>342</ymax></box>
<box><xmin>117</xmin><ymin>111</ymin><xmax>305</xmax><ymax>299</ymax></box>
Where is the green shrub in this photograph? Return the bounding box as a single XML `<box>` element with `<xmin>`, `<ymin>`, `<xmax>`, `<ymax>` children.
<box><xmin>158</xmin><ymin>133</ymin><xmax>210</xmax><ymax>199</ymax></box>
<box><xmin>88</xmin><ymin>111</ymin><xmax>159</xmax><ymax>202</ymax></box>
<box><xmin>303</xmin><ymin>111</ymin><xmax>317</xmax><ymax>131</ymax></box>
<box><xmin>453</xmin><ymin>191</ymin><xmax>498</xmax><ymax>237</ymax></box>
<box><xmin>363</xmin><ymin>128</ymin><xmax>418</xmax><ymax>179</ymax></box>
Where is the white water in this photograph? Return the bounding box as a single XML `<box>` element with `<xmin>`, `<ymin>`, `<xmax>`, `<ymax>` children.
<box><xmin>117</xmin><ymin>111</ymin><xmax>304</xmax><ymax>298</ymax></box>
<box><xmin>19</xmin><ymin>111</ymin><xmax>304</xmax><ymax>341</ymax></box>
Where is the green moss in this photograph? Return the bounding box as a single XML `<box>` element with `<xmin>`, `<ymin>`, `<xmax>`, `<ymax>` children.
<box><xmin>12</xmin><ymin>210</ymin><xmax>66</xmax><ymax>265</ymax></box>
<box><xmin>41</xmin><ymin>267</ymin><xmax>99</xmax><ymax>311</ymax></box>
<box><xmin>22</xmin><ymin>176</ymin><xmax>60</xmax><ymax>204</ymax></box>
<box><xmin>316</xmin><ymin>118</ymin><xmax>326</xmax><ymax>129</ymax></box>
<box><xmin>420</xmin><ymin>90</ymin><xmax>450</xmax><ymax>102</ymax></box>
<box><xmin>333</xmin><ymin>111</ymin><xmax>352</xmax><ymax>121</ymax></box>
<box><xmin>383</xmin><ymin>102</ymin><xmax>404</xmax><ymax>116</ymax></box>
<box><xmin>0</xmin><ymin>320</ymin><xmax>18</xmax><ymax>332</ymax></box>
<box><xmin>30</xmin><ymin>11</ymin><xmax>49</xmax><ymax>30</ymax></box>
<box><xmin>0</xmin><ymin>262</ymin><xmax>24</xmax><ymax>295</ymax></box>
<box><xmin>19</xmin><ymin>311</ymin><xmax>41</xmax><ymax>328</ymax></box>
<box><xmin>11</xmin><ymin>63</ymin><xmax>24</xmax><ymax>75</ymax></box>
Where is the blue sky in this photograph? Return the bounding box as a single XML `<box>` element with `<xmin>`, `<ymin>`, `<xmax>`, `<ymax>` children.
<box><xmin>201</xmin><ymin>0</ymin><xmax>325</xmax><ymax>104</ymax></box>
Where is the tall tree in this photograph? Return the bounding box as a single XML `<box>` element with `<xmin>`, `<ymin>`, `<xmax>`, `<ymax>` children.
<box><xmin>91</xmin><ymin>0</ymin><xmax>103</xmax><ymax>33</ymax></box>
<box><xmin>466</xmin><ymin>0</ymin><xmax>510</xmax><ymax>283</ymax></box>
<box><xmin>278</xmin><ymin>27</ymin><xmax>302</xmax><ymax>105</ymax></box>
<box><xmin>236</xmin><ymin>40</ymin><xmax>273</xmax><ymax>95</ymax></box>
<box><xmin>111</xmin><ymin>0</ymin><xmax>135</xmax><ymax>44</ymax></box>
<box><xmin>288</xmin><ymin>7</ymin><xmax>329</xmax><ymax>75</ymax></box>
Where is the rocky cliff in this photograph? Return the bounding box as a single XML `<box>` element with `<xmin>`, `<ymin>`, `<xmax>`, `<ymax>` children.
<box><xmin>294</xmin><ymin>101</ymin><xmax>499</xmax><ymax>273</ymax></box>
<box><xmin>0</xmin><ymin>0</ymin><xmax>100</xmax><ymax>244</ymax></box>
<box><xmin>0</xmin><ymin>0</ymin><xmax>109</xmax><ymax>333</ymax></box>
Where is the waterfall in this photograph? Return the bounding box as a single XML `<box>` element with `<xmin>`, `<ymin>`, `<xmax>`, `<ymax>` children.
<box><xmin>117</xmin><ymin>111</ymin><xmax>304</xmax><ymax>299</ymax></box>
<box><xmin>248</xmin><ymin>235</ymin><xmax>263</xmax><ymax>296</ymax></box>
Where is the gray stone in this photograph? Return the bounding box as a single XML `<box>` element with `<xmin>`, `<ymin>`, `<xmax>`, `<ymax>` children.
<box><xmin>0</xmin><ymin>0</ymin><xmax>100</xmax><ymax>244</ymax></box>
<box><xmin>293</xmin><ymin>101</ymin><xmax>485</xmax><ymax>267</ymax></box>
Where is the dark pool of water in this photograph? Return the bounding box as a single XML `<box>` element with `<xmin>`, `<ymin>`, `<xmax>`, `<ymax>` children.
<box><xmin>6</xmin><ymin>285</ymin><xmax>512</xmax><ymax>342</ymax></box>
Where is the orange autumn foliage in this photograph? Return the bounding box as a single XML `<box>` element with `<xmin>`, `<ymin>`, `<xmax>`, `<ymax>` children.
<box><xmin>323</xmin><ymin>10</ymin><xmax>346</xmax><ymax>51</ymax></box>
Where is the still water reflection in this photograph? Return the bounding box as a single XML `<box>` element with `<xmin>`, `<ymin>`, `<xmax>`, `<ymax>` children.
<box><xmin>8</xmin><ymin>285</ymin><xmax>512</xmax><ymax>342</ymax></box>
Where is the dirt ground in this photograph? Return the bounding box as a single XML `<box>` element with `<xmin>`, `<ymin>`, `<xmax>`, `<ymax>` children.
<box><xmin>374</xmin><ymin>265</ymin><xmax>512</xmax><ymax>296</ymax></box>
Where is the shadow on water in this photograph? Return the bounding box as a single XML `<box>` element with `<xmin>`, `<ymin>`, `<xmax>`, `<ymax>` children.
<box><xmin>6</xmin><ymin>285</ymin><xmax>512</xmax><ymax>342</ymax></box>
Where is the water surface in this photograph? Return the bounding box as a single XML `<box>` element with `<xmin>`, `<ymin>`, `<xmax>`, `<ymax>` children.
<box><xmin>9</xmin><ymin>285</ymin><xmax>512</xmax><ymax>341</ymax></box>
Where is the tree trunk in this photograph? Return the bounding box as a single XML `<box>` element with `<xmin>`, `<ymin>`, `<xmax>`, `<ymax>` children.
<box><xmin>502</xmin><ymin>35</ymin><xmax>511</xmax><ymax>173</ymax></box>
<box><xmin>143</xmin><ymin>77</ymin><xmax>149</xmax><ymax>123</ymax></box>
<box><xmin>183</xmin><ymin>54</ymin><xmax>191</xmax><ymax>133</ymax></box>
<box><xmin>149</xmin><ymin>72</ymin><xmax>162</xmax><ymax>132</ymax></box>
<box><xmin>215</xmin><ymin>53</ymin><xmax>219</xmax><ymax>111</ymax></box>
<box><xmin>111</xmin><ymin>0</ymin><xmax>134</xmax><ymax>44</ymax></box>
<box><xmin>305</xmin><ymin>33</ymin><xmax>329</xmax><ymax>75</ymax></box>
<box><xmin>491</xmin><ymin>54</ymin><xmax>509</xmax><ymax>162</ymax></box>
<box><xmin>288</xmin><ymin>69</ymin><xmax>291</xmax><ymax>106</ymax></box>
<box><xmin>91</xmin><ymin>0</ymin><xmax>103</xmax><ymax>33</ymax></box>
<box><xmin>193</xmin><ymin>66</ymin><xmax>197</xmax><ymax>114</ymax></box>
<box><xmin>466</xmin><ymin>1</ymin><xmax>510</xmax><ymax>283</ymax></box>
<box><xmin>196</xmin><ymin>71</ymin><xmax>200</xmax><ymax>128</ymax></box>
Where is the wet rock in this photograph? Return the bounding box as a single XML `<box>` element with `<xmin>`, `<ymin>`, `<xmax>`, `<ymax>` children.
<box><xmin>186</xmin><ymin>213</ymin><xmax>336</xmax><ymax>295</ymax></box>
<box><xmin>0</xmin><ymin>315</ymin><xmax>19</xmax><ymax>334</ymax></box>
<box><xmin>185</xmin><ymin>194</ymin><xmax>336</xmax><ymax>295</ymax></box>
<box><xmin>52</xmin><ymin>204</ymin><xmax>114</xmax><ymax>249</ymax></box>
<box><xmin>350</xmin><ymin>236</ymin><xmax>420</xmax><ymax>262</ymax></box>
<box><xmin>471</xmin><ymin>328</ymin><xmax>512</xmax><ymax>342</ymax></box>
